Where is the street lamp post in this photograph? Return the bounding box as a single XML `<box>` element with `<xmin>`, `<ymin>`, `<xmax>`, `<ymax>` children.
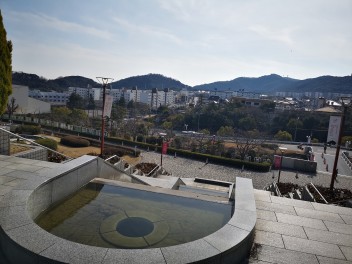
<box><xmin>330</xmin><ymin>97</ymin><xmax>351</xmax><ymax>191</ymax></box>
<box><xmin>277</xmin><ymin>147</ymin><xmax>287</xmax><ymax>183</ymax></box>
<box><xmin>96</xmin><ymin>77</ymin><xmax>113</xmax><ymax>157</ymax></box>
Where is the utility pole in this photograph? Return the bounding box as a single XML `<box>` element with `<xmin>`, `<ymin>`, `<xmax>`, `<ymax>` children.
<box><xmin>96</xmin><ymin>77</ymin><xmax>113</xmax><ymax>157</ymax></box>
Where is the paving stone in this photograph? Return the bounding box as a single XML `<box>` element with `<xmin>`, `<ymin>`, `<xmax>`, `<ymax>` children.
<box><xmin>249</xmin><ymin>260</ymin><xmax>273</xmax><ymax>264</ymax></box>
<box><xmin>0</xmin><ymin>160</ymin><xmax>12</xmax><ymax>168</ymax></box>
<box><xmin>6</xmin><ymin>223</ymin><xmax>57</xmax><ymax>254</ymax></box>
<box><xmin>32</xmin><ymin>160</ymin><xmax>62</xmax><ymax>168</ymax></box>
<box><xmin>312</xmin><ymin>202</ymin><xmax>352</xmax><ymax>216</ymax></box>
<box><xmin>0</xmin><ymin>185</ymin><xmax>13</xmax><ymax>196</ymax></box>
<box><xmin>102</xmin><ymin>248</ymin><xmax>165</xmax><ymax>264</ymax></box>
<box><xmin>0</xmin><ymin>190</ymin><xmax>32</xmax><ymax>207</ymax></box>
<box><xmin>254</xmin><ymin>190</ymin><xmax>272</xmax><ymax>203</ymax></box>
<box><xmin>227</xmin><ymin>209</ymin><xmax>256</xmax><ymax>231</ymax></box>
<box><xmin>161</xmin><ymin>239</ymin><xmax>220</xmax><ymax>264</ymax></box>
<box><xmin>0</xmin><ymin>205</ymin><xmax>32</xmax><ymax>231</ymax></box>
<box><xmin>270</xmin><ymin>196</ymin><xmax>314</xmax><ymax>209</ymax></box>
<box><xmin>3</xmin><ymin>170</ymin><xmax>40</xmax><ymax>180</ymax></box>
<box><xmin>0</xmin><ymin>175</ymin><xmax>16</xmax><ymax>184</ymax></box>
<box><xmin>340</xmin><ymin>214</ymin><xmax>352</xmax><ymax>225</ymax></box>
<box><xmin>282</xmin><ymin>235</ymin><xmax>345</xmax><ymax>259</ymax></box>
<box><xmin>4</xmin><ymin>163</ymin><xmax>44</xmax><ymax>172</ymax></box>
<box><xmin>254</xmin><ymin>230</ymin><xmax>284</xmax><ymax>248</ymax></box>
<box><xmin>255</xmin><ymin>219</ymin><xmax>307</xmax><ymax>238</ymax></box>
<box><xmin>40</xmin><ymin>240</ymin><xmax>108</xmax><ymax>264</ymax></box>
<box><xmin>255</xmin><ymin>244</ymin><xmax>319</xmax><ymax>264</ymax></box>
<box><xmin>295</xmin><ymin>206</ymin><xmax>344</xmax><ymax>223</ymax></box>
<box><xmin>276</xmin><ymin>212</ymin><xmax>327</xmax><ymax>230</ymax></box>
<box><xmin>324</xmin><ymin>221</ymin><xmax>352</xmax><ymax>235</ymax></box>
<box><xmin>304</xmin><ymin>227</ymin><xmax>352</xmax><ymax>247</ymax></box>
<box><xmin>340</xmin><ymin>246</ymin><xmax>352</xmax><ymax>261</ymax></box>
<box><xmin>3</xmin><ymin>178</ymin><xmax>26</xmax><ymax>187</ymax></box>
<box><xmin>256</xmin><ymin>200</ymin><xmax>296</xmax><ymax>215</ymax></box>
<box><xmin>317</xmin><ymin>255</ymin><xmax>352</xmax><ymax>264</ymax></box>
<box><xmin>204</xmin><ymin>224</ymin><xmax>250</xmax><ymax>252</ymax></box>
<box><xmin>256</xmin><ymin>209</ymin><xmax>277</xmax><ymax>222</ymax></box>
<box><xmin>0</xmin><ymin>167</ymin><xmax>14</xmax><ymax>175</ymax></box>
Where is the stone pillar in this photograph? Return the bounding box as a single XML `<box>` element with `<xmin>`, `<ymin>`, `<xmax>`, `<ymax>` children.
<box><xmin>0</xmin><ymin>129</ymin><xmax>10</xmax><ymax>155</ymax></box>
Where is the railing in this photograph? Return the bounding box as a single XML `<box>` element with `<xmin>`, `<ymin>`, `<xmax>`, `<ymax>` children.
<box><xmin>2</xmin><ymin>115</ymin><xmax>108</xmax><ymax>137</ymax></box>
<box><xmin>342</xmin><ymin>151</ymin><xmax>352</xmax><ymax>171</ymax></box>
<box><xmin>0</xmin><ymin>127</ymin><xmax>72</xmax><ymax>162</ymax></box>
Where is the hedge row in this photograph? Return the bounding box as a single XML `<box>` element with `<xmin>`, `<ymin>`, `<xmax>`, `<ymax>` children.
<box><xmin>107</xmin><ymin>137</ymin><xmax>271</xmax><ymax>172</ymax></box>
<box><xmin>60</xmin><ymin>135</ymin><xmax>90</xmax><ymax>148</ymax></box>
<box><xmin>35</xmin><ymin>138</ymin><xmax>58</xmax><ymax>151</ymax></box>
<box><xmin>15</xmin><ymin>125</ymin><xmax>41</xmax><ymax>135</ymax></box>
<box><xmin>43</xmin><ymin>128</ymin><xmax>270</xmax><ymax>172</ymax></box>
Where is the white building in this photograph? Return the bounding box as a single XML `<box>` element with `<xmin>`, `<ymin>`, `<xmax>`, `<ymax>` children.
<box><xmin>9</xmin><ymin>85</ymin><xmax>51</xmax><ymax>114</ymax></box>
<box><xmin>29</xmin><ymin>90</ymin><xmax>69</xmax><ymax>106</ymax></box>
<box><xmin>209</xmin><ymin>90</ymin><xmax>234</xmax><ymax>100</ymax></box>
<box><xmin>68</xmin><ymin>87</ymin><xmax>101</xmax><ymax>100</ymax></box>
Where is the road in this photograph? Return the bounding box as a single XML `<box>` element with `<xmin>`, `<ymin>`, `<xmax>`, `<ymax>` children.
<box><xmin>280</xmin><ymin>143</ymin><xmax>352</xmax><ymax>177</ymax></box>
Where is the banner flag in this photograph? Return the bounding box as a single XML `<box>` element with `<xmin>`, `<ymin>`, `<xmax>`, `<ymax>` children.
<box><xmin>103</xmin><ymin>95</ymin><xmax>113</xmax><ymax>118</ymax></box>
<box><xmin>162</xmin><ymin>142</ymin><xmax>168</xmax><ymax>154</ymax></box>
<box><xmin>327</xmin><ymin>116</ymin><xmax>341</xmax><ymax>143</ymax></box>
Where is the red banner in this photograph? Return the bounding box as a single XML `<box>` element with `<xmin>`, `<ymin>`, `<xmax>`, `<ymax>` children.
<box><xmin>162</xmin><ymin>142</ymin><xmax>168</xmax><ymax>154</ymax></box>
<box><xmin>274</xmin><ymin>155</ymin><xmax>281</xmax><ymax>169</ymax></box>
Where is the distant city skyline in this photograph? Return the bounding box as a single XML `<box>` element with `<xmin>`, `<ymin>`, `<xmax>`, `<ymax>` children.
<box><xmin>1</xmin><ymin>0</ymin><xmax>351</xmax><ymax>86</ymax></box>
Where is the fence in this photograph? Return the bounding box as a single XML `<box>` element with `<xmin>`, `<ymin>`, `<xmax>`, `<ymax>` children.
<box><xmin>342</xmin><ymin>151</ymin><xmax>352</xmax><ymax>172</ymax></box>
<box><xmin>2</xmin><ymin>114</ymin><xmax>108</xmax><ymax>137</ymax></box>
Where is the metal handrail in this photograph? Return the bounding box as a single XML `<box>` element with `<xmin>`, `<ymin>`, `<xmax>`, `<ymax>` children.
<box><xmin>342</xmin><ymin>151</ymin><xmax>352</xmax><ymax>170</ymax></box>
<box><xmin>0</xmin><ymin>127</ymin><xmax>72</xmax><ymax>161</ymax></box>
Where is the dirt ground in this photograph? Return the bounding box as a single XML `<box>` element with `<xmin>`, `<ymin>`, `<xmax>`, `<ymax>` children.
<box><xmin>44</xmin><ymin>135</ymin><xmax>141</xmax><ymax>164</ymax></box>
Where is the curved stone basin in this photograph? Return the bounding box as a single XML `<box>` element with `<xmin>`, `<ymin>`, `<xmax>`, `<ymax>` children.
<box><xmin>0</xmin><ymin>155</ymin><xmax>256</xmax><ymax>264</ymax></box>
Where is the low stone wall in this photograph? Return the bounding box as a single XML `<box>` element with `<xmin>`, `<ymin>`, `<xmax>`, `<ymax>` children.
<box><xmin>281</xmin><ymin>156</ymin><xmax>317</xmax><ymax>173</ymax></box>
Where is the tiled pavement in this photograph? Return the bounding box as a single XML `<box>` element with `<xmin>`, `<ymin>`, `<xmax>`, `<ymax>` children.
<box><xmin>1</xmin><ymin>155</ymin><xmax>352</xmax><ymax>263</ymax></box>
<box><xmin>250</xmin><ymin>189</ymin><xmax>352</xmax><ymax>263</ymax></box>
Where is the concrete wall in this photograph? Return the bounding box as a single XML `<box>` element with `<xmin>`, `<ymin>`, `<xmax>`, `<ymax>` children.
<box><xmin>0</xmin><ymin>129</ymin><xmax>10</xmax><ymax>155</ymax></box>
<box><xmin>281</xmin><ymin>156</ymin><xmax>317</xmax><ymax>173</ymax></box>
<box><xmin>9</xmin><ymin>85</ymin><xmax>51</xmax><ymax>114</ymax></box>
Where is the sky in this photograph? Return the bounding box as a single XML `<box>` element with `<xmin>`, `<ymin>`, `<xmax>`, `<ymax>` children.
<box><xmin>1</xmin><ymin>0</ymin><xmax>351</xmax><ymax>86</ymax></box>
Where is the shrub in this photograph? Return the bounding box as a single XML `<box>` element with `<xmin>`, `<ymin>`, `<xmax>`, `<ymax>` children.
<box><xmin>104</xmin><ymin>146</ymin><xmax>140</xmax><ymax>157</ymax></box>
<box><xmin>342</xmin><ymin>136</ymin><xmax>352</xmax><ymax>145</ymax></box>
<box><xmin>274</xmin><ymin>130</ymin><xmax>292</xmax><ymax>141</ymax></box>
<box><xmin>60</xmin><ymin>135</ymin><xmax>90</xmax><ymax>147</ymax></box>
<box><xmin>145</xmin><ymin>136</ymin><xmax>159</xmax><ymax>145</ymax></box>
<box><xmin>35</xmin><ymin>138</ymin><xmax>58</xmax><ymax>151</ymax></box>
<box><xmin>311</xmin><ymin>138</ymin><xmax>319</xmax><ymax>143</ymax></box>
<box><xmin>136</xmin><ymin>134</ymin><xmax>144</xmax><ymax>142</ymax></box>
<box><xmin>261</xmin><ymin>143</ymin><xmax>279</xmax><ymax>151</ymax></box>
<box><xmin>15</xmin><ymin>125</ymin><xmax>41</xmax><ymax>135</ymax></box>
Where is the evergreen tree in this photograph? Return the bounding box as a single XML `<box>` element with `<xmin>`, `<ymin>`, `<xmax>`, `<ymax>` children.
<box><xmin>0</xmin><ymin>10</ymin><xmax>12</xmax><ymax>114</ymax></box>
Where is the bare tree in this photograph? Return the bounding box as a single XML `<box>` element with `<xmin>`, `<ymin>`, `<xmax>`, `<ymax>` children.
<box><xmin>6</xmin><ymin>97</ymin><xmax>18</xmax><ymax>121</ymax></box>
<box><xmin>233</xmin><ymin>130</ymin><xmax>265</xmax><ymax>160</ymax></box>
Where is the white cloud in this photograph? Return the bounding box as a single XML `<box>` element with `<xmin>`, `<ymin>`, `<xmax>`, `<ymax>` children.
<box><xmin>9</xmin><ymin>11</ymin><xmax>113</xmax><ymax>40</ymax></box>
<box><xmin>112</xmin><ymin>16</ymin><xmax>184</xmax><ymax>45</ymax></box>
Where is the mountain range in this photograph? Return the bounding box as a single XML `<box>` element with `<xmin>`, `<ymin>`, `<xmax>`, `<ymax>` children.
<box><xmin>12</xmin><ymin>72</ymin><xmax>352</xmax><ymax>94</ymax></box>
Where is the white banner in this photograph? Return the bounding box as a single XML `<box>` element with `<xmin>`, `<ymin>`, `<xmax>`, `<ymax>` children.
<box><xmin>327</xmin><ymin>116</ymin><xmax>341</xmax><ymax>143</ymax></box>
<box><xmin>103</xmin><ymin>95</ymin><xmax>113</xmax><ymax>118</ymax></box>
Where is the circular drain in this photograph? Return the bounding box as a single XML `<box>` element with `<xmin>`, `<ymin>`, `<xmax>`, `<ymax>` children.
<box><xmin>116</xmin><ymin>217</ymin><xmax>154</xmax><ymax>237</ymax></box>
<box><xmin>100</xmin><ymin>210</ymin><xmax>169</xmax><ymax>248</ymax></box>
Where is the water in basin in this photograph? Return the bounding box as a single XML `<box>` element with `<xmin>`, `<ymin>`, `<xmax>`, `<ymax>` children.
<box><xmin>35</xmin><ymin>182</ymin><xmax>232</xmax><ymax>249</ymax></box>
